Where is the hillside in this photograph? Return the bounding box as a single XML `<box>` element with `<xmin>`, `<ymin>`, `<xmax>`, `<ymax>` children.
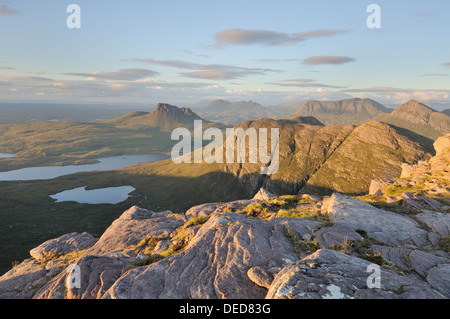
<box><xmin>292</xmin><ymin>98</ymin><xmax>391</xmax><ymax>125</ymax></box>
<box><xmin>375</xmin><ymin>100</ymin><xmax>450</xmax><ymax>140</ymax></box>
<box><xmin>1</xmin><ymin>134</ymin><xmax>448</xmax><ymax>299</ymax></box>
<box><xmin>221</xmin><ymin>119</ymin><xmax>432</xmax><ymax>196</ymax></box>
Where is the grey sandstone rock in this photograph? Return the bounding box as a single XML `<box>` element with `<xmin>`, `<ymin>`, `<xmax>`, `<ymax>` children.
<box><xmin>426</xmin><ymin>264</ymin><xmax>450</xmax><ymax>297</ymax></box>
<box><xmin>408</xmin><ymin>250</ymin><xmax>450</xmax><ymax>278</ymax></box>
<box><xmin>266</xmin><ymin>249</ymin><xmax>443</xmax><ymax>299</ymax></box>
<box><xmin>323</xmin><ymin>193</ymin><xmax>429</xmax><ymax>247</ymax></box>
<box><xmin>30</xmin><ymin>232</ymin><xmax>97</xmax><ymax>262</ymax></box>
<box><xmin>247</xmin><ymin>266</ymin><xmax>273</xmax><ymax>289</ymax></box>
<box><xmin>416</xmin><ymin>211</ymin><xmax>450</xmax><ymax>237</ymax></box>
<box><xmin>103</xmin><ymin>213</ymin><xmax>319</xmax><ymax>299</ymax></box>
<box><xmin>34</xmin><ymin>254</ymin><xmax>134</xmax><ymax>299</ymax></box>
<box><xmin>185</xmin><ymin>202</ymin><xmax>220</xmax><ymax>217</ymax></box>
<box><xmin>253</xmin><ymin>188</ymin><xmax>277</xmax><ymax>201</ymax></box>
<box><xmin>372</xmin><ymin>245</ymin><xmax>412</xmax><ymax>270</ymax></box>
<box><xmin>315</xmin><ymin>224</ymin><xmax>363</xmax><ymax>249</ymax></box>
<box><xmin>86</xmin><ymin>205</ymin><xmax>188</xmax><ymax>256</ymax></box>
<box><xmin>0</xmin><ymin>259</ymin><xmax>50</xmax><ymax>299</ymax></box>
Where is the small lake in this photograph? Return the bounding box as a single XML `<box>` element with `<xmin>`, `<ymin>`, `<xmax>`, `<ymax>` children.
<box><xmin>0</xmin><ymin>153</ymin><xmax>17</xmax><ymax>158</ymax></box>
<box><xmin>50</xmin><ymin>186</ymin><xmax>136</xmax><ymax>204</ymax></box>
<box><xmin>0</xmin><ymin>154</ymin><xmax>169</xmax><ymax>181</ymax></box>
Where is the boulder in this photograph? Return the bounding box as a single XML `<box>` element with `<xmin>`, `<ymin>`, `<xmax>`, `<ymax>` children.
<box><xmin>371</xmin><ymin>245</ymin><xmax>412</xmax><ymax>270</ymax></box>
<box><xmin>416</xmin><ymin>211</ymin><xmax>450</xmax><ymax>237</ymax></box>
<box><xmin>253</xmin><ymin>188</ymin><xmax>277</xmax><ymax>201</ymax></box>
<box><xmin>0</xmin><ymin>259</ymin><xmax>50</xmax><ymax>299</ymax></box>
<box><xmin>408</xmin><ymin>250</ymin><xmax>449</xmax><ymax>278</ymax></box>
<box><xmin>427</xmin><ymin>264</ymin><xmax>450</xmax><ymax>297</ymax></box>
<box><xmin>247</xmin><ymin>266</ymin><xmax>274</xmax><ymax>289</ymax></box>
<box><xmin>185</xmin><ymin>203</ymin><xmax>220</xmax><ymax>217</ymax></box>
<box><xmin>369</xmin><ymin>179</ymin><xmax>392</xmax><ymax>196</ymax></box>
<box><xmin>315</xmin><ymin>224</ymin><xmax>363</xmax><ymax>249</ymax></box>
<box><xmin>30</xmin><ymin>232</ymin><xmax>97</xmax><ymax>262</ymax></box>
<box><xmin>86</xmin><ymin>206</ymin><xmax>188</xmax><ymax>256</ymax></box>
<box><xmin>401</xmin><ymin>163</ymin><xmax>416</xmax><ymax>179</ymax></box>
<box><xmin>322</xmin><ymin>193</ymin><xmax>430</xmax><ymax>247</ymax></box>
<box><xmin>433</xmin><ymin>134</ymin><xmax>450</xmax><ymax>157</ymax></box>
<box><xmin>34</xmin><ymin>254</ymin><xmax>134</xmax><ymax>299</ymax></box>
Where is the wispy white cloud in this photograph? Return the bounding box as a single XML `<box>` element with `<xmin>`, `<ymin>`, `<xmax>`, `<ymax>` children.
<box><xmin>64</xmin><ymin>69</ymin><xmax>159</xmax><ymax>81</ymax></box>
<box><xmin>303</xmin><ymin>56</ymin><xmax>356</xmax><ymax>65</ymax></box>
<box><xmin>269</xmin><ymin>78</ymin><xmax>345</xmax><ymax>89</ymax></box>
<box><xmin>0</xmin><ymin>4</ymin><xmax>18</xmax><ymax>15</ymax></box>
<box><xmin>421</xmin><ymin>73</ymin><xmax>447</xmax><ymax>77</ymax></box>
<box><xmin>131</xmin><ymin>58</ymin><xmax>280</xmax><ymax>80</ymax></box>
<box><xmin>215</xmin><ymin>29</ymin><xmax>350</xmax><ymax>46</ymax></box>
<box><xmin>413</xmin><ymin>11</ymin><xmax>434</xmax><ymax>22</ymax></box>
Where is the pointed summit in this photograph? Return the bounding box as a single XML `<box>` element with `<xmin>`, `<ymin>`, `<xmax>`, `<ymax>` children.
<box><xmin>108</xmin><ymin>103</ymin><xmax>205</xmax><ymax>132</ymax></box>
<box><xmin>147</xmin><ymin>103</ymin><xmax>203</xmax><ymax>132</ymax></box>
<box><xmin>392</xmin><ymin>100</ymin><xmax>437</xmax><ymax>117</ymax></box>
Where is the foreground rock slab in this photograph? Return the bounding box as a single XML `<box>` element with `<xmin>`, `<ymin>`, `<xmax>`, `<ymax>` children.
<box><xmin>103</xmin><ymin>213</ymin><xmax>319</xmax><ymax>299</ymax></box>
<box><xmin>267</xmin><ymin>249</ymin><xmax>443</xmax><ymax>299</ymax></box>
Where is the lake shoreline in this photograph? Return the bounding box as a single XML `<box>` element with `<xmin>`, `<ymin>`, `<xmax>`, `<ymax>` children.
<box><xmin>0</xmin><ymin>154</ymin><xmax>170</xmax><ymax>182</ymax></box>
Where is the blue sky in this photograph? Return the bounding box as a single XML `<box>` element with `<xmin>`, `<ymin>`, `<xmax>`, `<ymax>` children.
<box><xmin>0</xmin><ymin>0</ymin><xmax>449</xmax><ymax>109</ymax></box>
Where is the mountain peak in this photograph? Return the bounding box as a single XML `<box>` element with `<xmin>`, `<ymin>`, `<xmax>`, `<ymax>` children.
<box><xmin>375</xmin><ymin>100</ymin><xmax>449</xmax><ymax>139</ymax></box>
<box><xmin>395</xmin><ymin>100</ymin><xmax>437</xmax><ymax>114</ymax></box>
<box><xmin>109</xmin><ymin>103</ymin><xmax>203</xmax><ymax>132</ymax></box>
<box><xmin>154</xmin><ymin>103</ymin><xmax>198</xmax><ymax>117</ymax></box>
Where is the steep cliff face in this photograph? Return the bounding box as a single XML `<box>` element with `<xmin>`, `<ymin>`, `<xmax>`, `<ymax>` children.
<box><xmin>1</xmin><ymin>135</ymin><xmax>448</xmax><ymax>300</ymax></box>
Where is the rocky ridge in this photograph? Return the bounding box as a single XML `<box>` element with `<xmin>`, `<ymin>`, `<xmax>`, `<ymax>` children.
<box><xmin>0</xmin><ymin>135</ymin><xmax>449</xmax><ymax>299</ymax></box>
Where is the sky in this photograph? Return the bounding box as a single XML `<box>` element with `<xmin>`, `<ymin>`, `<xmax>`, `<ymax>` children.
<box><xmin>0</xmin><ymin>0</ymin><xmax>449</xmax><ymax>109</ymax></box>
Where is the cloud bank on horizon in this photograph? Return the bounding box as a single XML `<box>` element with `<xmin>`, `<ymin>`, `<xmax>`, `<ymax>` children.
<box><xmin>0</xmin><ymin>0</ymin><xmax>449</xmax><ymax>109</ymax></box>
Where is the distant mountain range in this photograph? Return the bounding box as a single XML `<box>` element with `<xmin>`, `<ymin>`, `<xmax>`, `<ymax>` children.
<box><xmin>193</xmin><ymin>99</ymin><xmax>296</xmax><ymax>125</ymax></box>
<box><xmin>194</xmin><ymin>98</ymin><xmax>449</xmax><ymax>141</ymax></box>
<box><xmin>291</xmin><ymin>98</ymin><xmax>391</xmax><ymax>125</ymax></box>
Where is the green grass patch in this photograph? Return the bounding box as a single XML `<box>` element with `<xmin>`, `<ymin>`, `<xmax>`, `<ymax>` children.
<box><xmin>284</xmin><ymin>226</ymin><xmax>319</xmax><ymax>255</ymax></box>
<box><xmin>132</xmin><ymin>255</ymin><xmax>165</xmax><ymax>267</ymax></box>
<box><xmin>438</xmin><ymin>236</ymin><xmax>450</xmax><ymax>253</ymax></box>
